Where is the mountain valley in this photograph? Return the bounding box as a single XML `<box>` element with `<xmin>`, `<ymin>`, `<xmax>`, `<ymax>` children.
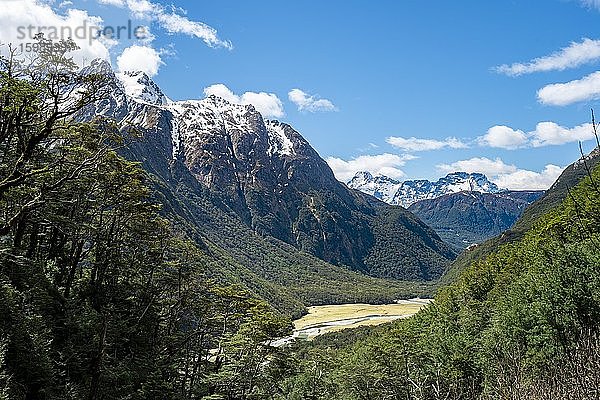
<box><xmin>1</xmin><ymin>27</ymin><xmax>599</xmax><ymax>399</ymax></box>
<box><xmin>76</xmin><ymin>60</ymin><xmax>459</xmax><ymax>313</ymax></box>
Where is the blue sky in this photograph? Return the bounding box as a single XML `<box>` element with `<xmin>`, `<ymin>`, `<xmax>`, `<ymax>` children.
<box><xmin>3</xmin><ymin>0</ymin><xmax>600</xmax><ymax>189</ymax></box>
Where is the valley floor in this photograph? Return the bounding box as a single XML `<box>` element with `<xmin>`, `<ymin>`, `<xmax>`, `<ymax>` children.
<box><xmin>275</xmin><ymin>299</ymin><xmax>431</xmax><ymax>345</ymax></box>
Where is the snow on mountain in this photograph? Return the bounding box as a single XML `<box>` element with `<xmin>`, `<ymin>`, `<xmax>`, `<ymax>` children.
<box><xmin>116</xmin><ymin>71</ymin><xmax>169</xmax><ymax>106</ymax></box>
<box><xmin>82</xmin><ymin>61</ymin><xmax>299</xmax><ymax>162</ymax></box>
<box><xmin>167</xmin><ymin>96</ymin><xmax>256</xmax><ymax>133</ymax></box>
<box><xmin>348</xmin><ymin>171</ymin><xmax>503</xmax><ymax>207</ymax></box>
<box><xmin>265</xmin><ymin>120</ymin><xmax>296</xmax><ymax>157</ymax></box>
<box><xmin>347</xmin><ymin>171</ymin><xmax>402</xmax><ymax>203</ymax></box>
<box><xmin>79</xmin><ymin>61</ymin><xmax>495</xmax><ymax>213</ymax></box>
<box><xmin>164</xmin><ymin>95</ymin><xmax>299</xmax><ymax>162</ymax></box>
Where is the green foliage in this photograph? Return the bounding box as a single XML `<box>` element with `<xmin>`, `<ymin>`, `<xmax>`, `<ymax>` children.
<box><xmin>364</xmin><ymin>206</ymin><xmax>456</xmax><ymax>280</ymax></box>
<box><xmin>7</xmin><ymin>37</ymin><xmax>599</xmax><ymax>400</ymax></box>
<box><xmin>205</xmin><ymin>303</ymin><xmax>293</xmax><ymax>399</ymax></box>
<box><xmin>0</xmin><ymin>45</ymin><xmax>294</xmax><ymax>400</ymax></box>
<box><xmin>150</xmin><ymin>174</ymin><xmax>435</xmax><ymax>318</ymax></box>
<box><xmin>282</xmin><ymin>149</ymin><xmax>600</xmax><ymax>399</ymax></box>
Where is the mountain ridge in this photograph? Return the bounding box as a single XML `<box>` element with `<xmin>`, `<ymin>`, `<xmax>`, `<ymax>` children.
<box><xmin>408</xmin><ymin>190</ymin><xmax>543</xmax><ymax>250</ymax></box>
<box><xmin>76</xmin><ymin>60</ymin><xmax>456</xmax><ymax>307</ymax></box>
<box><xmin>348</xmin><ymin>171</ymin><xmax>502</xmax><ymax>207</ymax></box>
<box><xmin>439</xmin><ymin>146</ymin><xmax>600</xmax><ymax>287</ymax></box>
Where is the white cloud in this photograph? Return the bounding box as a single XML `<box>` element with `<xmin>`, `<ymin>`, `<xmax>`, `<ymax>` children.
<box><xmin>0</xmin><ymin>0</ymin><xmax>110</xmax><ymax>67</ymax></box>
<box><xmin>98</xmin><ymin>0</ymin><xmax>125</xmax><ymax>6</ymax></box>
<box><xmin>386</xmin><ymin>136</ymin><xmax>467</xmax><ymax>152</ymax></box>
<box><xmin>438</xmin><ymin>157</ymin><xmax>518</xmax><ymax>177</ymax></box>
<box><xmin>136</xmin><ymin>26</ymin><xmax>155</xmax><ymax>44</ymax></box>
<box><xmin>116</xmin><ymin>45</ymin><xmax>162</xmax><ymax>76</ymax></box>
<box><xmin>537</xmin><ymin>71</ymin><xmax>600</xmax><ymax>106</ymax></box>
<box><xmin>101</xmin><ymin>0</ymin><xmax>232</xmax><ymax>49</ymax></box>
<box><xmin>437</xmin><ymin>157</ymin><xmax>563</xmax><ymax>191</ymax></box>
<box><xmin>480</xmin><ymin>122</ymin><xmax>594</xmax><ymax>148</ymax></box>
<box><xmin>240</xmin><ymin>92</ymin><xmax>284</xmax><ymax>119</ymax></box>
<box><xmin>123</xmin><ymin>0</ymin><xmax>157</xmax><ymax>18</ymax></box>
<box><xmin>288</xmin><ymin>89</ymin><xmax>338</xmax><ymax>112</ymax></box>
<box><xmin>203</xmin><ymin>83</ymin><xmax>239</xmax><ymax>104</ymax></box>
<box><xmin>478</xmin><ymin>125</ymin><xmax>528</xmax><ymax>149</ymax></box>
<box><xmin>580</xmin><ymin>0</ymin><xmax>600</xmax><ymax>10</ymax></box>
<box><xmin>203</xmin><ymin>83</ymin><xmax>284</xmax><ymax>119</ymax></box>
<box><xmin>495</xmin><ymin>38</ymin><xmax>600</xmax><ymax>76</ymax></box>
<box><xmin>494</xmin><ymin>165</ymin><xmax>564</xmax><ymax>191</ymax></box>
<box><xmin>156</xmin><ymin>13</ymin><xmax>231</xmax><ymax>49</ymax></box>
<box><xmin>530</xmin><ymin>122</ymin><xmax>594</xmax><ymax>147</ymax></box>
<box><xmin>326</xmin><ymin>153</ymin><xmax>417</xmax><ymax>182</ymax></box>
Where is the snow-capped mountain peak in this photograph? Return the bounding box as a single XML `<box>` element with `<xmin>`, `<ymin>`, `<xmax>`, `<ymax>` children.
<box><xmin>392</xmin><ymin>172</ymin><xmax>501</xmax><ymax>207</ymax></box>
<box><xmin>81</xmin><ymin>58</ymin><xmax>113</xmax><ymax>75</ymax></box>
<box><xmin>79</xmin><ymin>61</ymin><xmax>304</xmax><ymax>164</ymax></box>
<box><xmin>72</xmin><ymin>59</ymin><xmax>456</xmax><ymax>281</ymax></box>
<box><xmin>434</xmin><ymin>172</ymin><xmax>500</xmax><ymax>194</ymax></box>
<box><xmin>116</xmin><ymin>71</ymin><xmax>169</xmax><ymax>106</ymax></box>
<box><xmin>348</xmin><ymin>171</ymin><xmax>503</xmax><ymax>207</ymax></box>
<box><xmin>347</xmin><ymin>171</ymin><xmax>402</xmax><ymax>203</ymax></box>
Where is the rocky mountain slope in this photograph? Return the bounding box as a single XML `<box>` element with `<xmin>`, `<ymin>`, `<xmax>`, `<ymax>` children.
<box><xmin>408</xmin><ymin>190</ymin><xmax>543</xmax><ymax>250</ymax></box>
<box><xmin>348</xmin><ymin>171</ymin><xmax>502</xmax><ymax>207</ymax></box>
<box><xmin>76</xmin><ymin>60</ymin><xmax>456</xmax><ymax>302</ymax></box>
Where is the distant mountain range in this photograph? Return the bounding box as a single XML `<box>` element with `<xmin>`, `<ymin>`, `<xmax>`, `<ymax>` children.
<box><xmin>408</xmin><ymin>190</ymin><xmax>543</xmax><ymax>250</ymax></box>
<box><xmin>348</xmin><ymin>171</ymin><xmax>502</xmax><ymax>207</ymax></box>
<box><xmin>348</xmin><ymin>171</ymin><xmax>544</xmax><ymax>249</ymax></box>
<box><xmin>441</xmin><ymin>146</ymin><xmax>600</xmax><ymax>287</ymax></box>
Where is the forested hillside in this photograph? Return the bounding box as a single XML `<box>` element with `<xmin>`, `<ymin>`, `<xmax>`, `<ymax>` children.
<box><xmin>408</xmin><ymin>190</ymin><xmax>543</xmax><ymax>250</ymax></box>
<box><xmin>0</xmin><ymin>40</ymin><xmax>309</xmax><ymax>399</ymax></box>
<box><xmin>442</xmin><ymin>145</ymin><xmax>600</xmax><ymax>287</ymax></box>
<box><xmin>282</xmin><ymin>147</ymin><xmax>600</xmax><ymax>399</ymax></box>
<box><xmin>0</xmin><ymin>37</ymin><xmax>453</xmax><ymax>400</ymax></box>
<box><xmin>4</xmin><ymin>36</ymin><xmax>598</xmax><ymax>400</ymax></box>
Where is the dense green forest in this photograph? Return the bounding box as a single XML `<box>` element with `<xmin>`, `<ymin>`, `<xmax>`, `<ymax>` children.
<box><xmin>281</xmin><ymin>146</ymin><xmax>600</xmax><ymax>398</ymax></box>
<box><xmin>0</xmin><ymin>40</ymin><xmax>301</xmax><ymax>399</ymax></box>
<box><xmin>146</xmin><ymin>173</ymin><xmax>435</xmax><ymax>317</ymax></box>
<box><xmin>2</xmin><ymin>38</ymin><xmax>599</xmax><ymax>400</ymax></box>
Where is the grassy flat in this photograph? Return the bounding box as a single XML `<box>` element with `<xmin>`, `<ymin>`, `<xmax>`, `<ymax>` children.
<box><xmin>293</xmin><ymin>301</ymin><xmax>429</xmax><ymax>336</ymax></box>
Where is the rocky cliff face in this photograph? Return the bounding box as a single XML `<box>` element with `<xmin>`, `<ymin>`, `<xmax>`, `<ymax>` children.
<box><xmin>166</xmin><ymin>96</ymin><xmax>348</xmax><ymax>245</ymax></box>
<box><xmin>76</xmin><ymin>60</ymin><xmax>456</xmax><ymax>280</ymax></box>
